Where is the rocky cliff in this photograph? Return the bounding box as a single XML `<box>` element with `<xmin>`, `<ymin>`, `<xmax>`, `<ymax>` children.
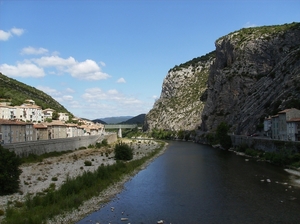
<box><xmin>145</xmin><ymin>22</ymin><xmax>300</xmax><ymax>134</ymax></box>
<box><xmin>145</xmin><ymin>52</ymin><xmax>215</xmax><ymax>131</ymax></box>
<box><xmin>201</xmin><ymin>22</ymin><xmax>300</xmax><ymax>135</ymax></box>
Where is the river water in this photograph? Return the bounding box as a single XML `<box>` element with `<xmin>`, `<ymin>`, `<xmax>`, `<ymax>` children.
<box><xmin>77</xmin><ymin>141</ymin><xmax>300</xmax><ymax>224</ymax></box>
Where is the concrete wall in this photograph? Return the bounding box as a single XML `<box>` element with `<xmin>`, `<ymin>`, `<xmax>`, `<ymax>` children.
<box><xmin>231</xmin><ymin>135</ymin><xmax>300</xmax><ymax>153</ymax></box>
<box><xmin>2</xmin><ymin>133</ymin><xmax>117</xmax><ymax>157</ymax></box>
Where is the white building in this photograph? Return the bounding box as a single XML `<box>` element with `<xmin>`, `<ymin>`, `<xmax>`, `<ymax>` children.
<box><xmin>58</xmin><ymin>112</ymin><xmax>69</xmax><ymax>122</ymax></box>
<box><xmin>43</xmin><ymin>108</ymin><xmax>55</xmax><ymax>120</ymax></box>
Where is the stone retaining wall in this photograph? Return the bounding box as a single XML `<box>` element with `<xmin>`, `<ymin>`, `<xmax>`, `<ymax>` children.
<box><xmin>2</xmin><ymin>133</ymin><xmax>117</xmax><ymax>157</ymax></box>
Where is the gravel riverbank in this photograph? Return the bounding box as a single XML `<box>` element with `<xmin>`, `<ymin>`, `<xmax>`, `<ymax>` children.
<box><xmin>0</xmin><ymin>139</ymin><xmax>167</xmax><ymax>223</ymax></box>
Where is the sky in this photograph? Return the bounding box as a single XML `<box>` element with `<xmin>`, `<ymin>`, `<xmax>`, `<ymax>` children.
<box><xmin>0</xmin><ymin>0</ymin><xmax>299</xmax><ymax>120</ymax></box>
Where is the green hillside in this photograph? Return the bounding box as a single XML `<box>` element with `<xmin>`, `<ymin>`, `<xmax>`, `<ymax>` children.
<box><xmin>0</xmin><ymin>72</ymin><xmax>71</xmax><ymax>115</ymax></box>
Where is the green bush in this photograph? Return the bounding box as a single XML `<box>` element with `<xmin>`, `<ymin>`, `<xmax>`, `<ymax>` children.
<box><xmin>114</xmin><ymin>142</ymin><xmax>133</xmax><ymax>161</ymax></box>
<box><xmin>245</xmin><ymin>148</ymin><xmax>259</xmax><ymax>157</ymax></box>
<box><xmin>216</xmin><ymin>122</ymin><xmax>232</xmax><ymax>150</ymax></box>
<box><xmin>102</xmin><ymin>139</ymin><xmax>108</xmax><ymax>146</ymax></box>
<box><xmin>0</xmin><ymin>145</ymin><xmax>22</xmax><ymax>195</ymax></box>
<box><xmin>84</xmin><ymin>160</ymin><xmax>92</xmax><ymax>166</ymax></box>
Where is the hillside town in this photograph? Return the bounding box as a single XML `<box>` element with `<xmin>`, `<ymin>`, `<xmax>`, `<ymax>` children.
<box><xmin>0</xmin><ymin>99</ymin><xmax>104</xmax><ymax>144</ymax></box>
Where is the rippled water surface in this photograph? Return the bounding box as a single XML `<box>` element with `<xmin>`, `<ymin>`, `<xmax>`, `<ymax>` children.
<box><xmin>77</xmin><ymin>141</ymin><xmax>300</xmax><ymax>224</ymax></box>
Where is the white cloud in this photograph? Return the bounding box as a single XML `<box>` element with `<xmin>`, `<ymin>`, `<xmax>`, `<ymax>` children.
<box><xmin>68</xmin><ymin>100</ymin><xmax>82</xmax><ymax>109</ymax></box>
<box><xmin>32</xmin><ymin>56</ymin><xmax>110</xmax><ymax>81</ymax></box>
<box><xmin>10</xmin><ymin>27</ymin><xmax>24</xmax><ymax>36</ymax></box>
<box><xmin>36</xmin><ymin>86</ymin><xmax>61</xmax><ymax>96</ymax></box>
<box><xmin>0</xmin><ymin>30</ymin><xmax>12</xmax><ymax>41</ymax></box>
<box><xmin>62</xmin><ymin>95</ymin><xmax>73</xmax><ymax>101</ymax></box>
<box><xmin>244</xmin><ymin>22</ymin><xmax>258</xmax><ymax>28</ymax></box>
<box><xmin>82</xmin><ymin>87</ymin><xmax>107</xmax><ymax>101</ymax></box>
<box><xmin>82</xmin><ymin>87</ymin><xmax>141</xmax><ymax>106</ymax></box>
<box><xmin>0</xmin><ymin>62</ymin><xmax>45</xmax><ymax>78</ymax></box>
<box><xmin>99</xmin><ymin>61</ymin><xmax>106</xmax><ymax>67</ymax></box>
<box><xmin>21</xmin><ymin>46</ymin><xmax>48</xmax><ymax>55</ymax></box>
<box><xmin>66</xmin><ymin>88</ymin><xmax>75</xmax><ymax>93</ymax></box>
<box><xmin>68</xmin><ymin>59</ymin><xmax>110</xmax><ymax>80</ymax></box>
<box><xmin>108</xmin><ymin>89</ymin><xmax>118</xmax><ymax>95</ymax></box>
<box><xmin>33</xmin><ymin>55</ymin><xmax>76</xmax><ymax>67</ymax></box>
<box><xmin>117</xmin><ymin>77</ymin><xmax>126</xmax><ymax>83</ymax></box>
<box><xmin>0</xmin><ymin>27</ymin><xmax>24</xmax><ymax>41</ymax></box>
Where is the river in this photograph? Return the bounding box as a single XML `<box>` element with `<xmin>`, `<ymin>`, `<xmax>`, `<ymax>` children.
<box><xmin>77</xmin><ymin>141</ymin><xmax>300</xmax><ymax>224</ymax></box>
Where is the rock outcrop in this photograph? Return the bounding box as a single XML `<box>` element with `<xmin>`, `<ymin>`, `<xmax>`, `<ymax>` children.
<box><xmin>201</xmin><ymin>22</ymin><xmax>300</xmax><ymax>135</ymax></box>
<box><xmin>145</xmin><ymin>52</ymin><xmax>215</xmax><ymax>131</ymax></box>
<box><xmin>145</xmin><ymin>22</ymin><xmax>300</xmax><ymax>135</ymax></box>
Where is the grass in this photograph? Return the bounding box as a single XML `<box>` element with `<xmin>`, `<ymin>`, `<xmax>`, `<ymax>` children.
<box><xmin>3</xmin><ymin>141</ymin><xmax>165</xmax><ymax>224</ymax></box>
<box><xmin>20</xmin><ymin>151</ymin><xmax>74</xmax><ymax>164</ymax></box>
<box><xmin>236</xmin><ymin>145</ymin><xmax>300</xmax><ymax>168</ymax></box>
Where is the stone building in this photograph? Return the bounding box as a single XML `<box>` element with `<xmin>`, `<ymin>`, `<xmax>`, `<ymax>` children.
<box><xmin>0</xmin><ymin>119</ymin><xmax>35</xmax><ymax>144</ymax></box>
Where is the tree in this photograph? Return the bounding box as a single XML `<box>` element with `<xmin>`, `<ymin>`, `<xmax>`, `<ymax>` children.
<box><xmin>114</xmin><ymin>142</ymin><xmax>133</xmax><ymax>161</ymax></box>
<box><xmin>216</xmin><ymin>122</ymin><xmax>232</xmax><ymax>150</ymax></box>
<box><xmin>52</xmin><ymin>111</ymin><xmax>59</xmax><ymax>120</ymax></box>
<box><xmin>0</xmin><ymin>145</ymin><xmax>22</xmax><ymax>195</ymax></box>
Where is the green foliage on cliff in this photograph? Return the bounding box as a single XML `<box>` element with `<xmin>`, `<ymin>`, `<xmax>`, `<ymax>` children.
<box><xmin>0</xmin><ymin>72</ymin><xmax>71</xmax><ymax>114</ymax></box>
<box><xmin>170</xmin><ymin>51</ymin><xmax>215</xmax><ymax>72</ymax></box>
<box><xmin>217</xmin><ymin>22</ymin><xmax>300</xmax><ymax>44</ymax></box>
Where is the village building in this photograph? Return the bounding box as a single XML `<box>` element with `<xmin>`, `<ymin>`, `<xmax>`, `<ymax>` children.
<box><xmin>34</xmin><ymin>123</ymin><xmax>48</xmax><ymax>140</ymax></box>
<box><xmin>43</xmin><ymin>108</ymin><xmax>55</xmax><ymax>120</ymax></box>
<box><xmin>265</xmin><ymin>108</ymin><xmax>300</xmax><ymax>141</ymax></box>
<box><xmin>0</xmin><ymin>119</ymin><xmax>35</xmax><ymax>144</ymax></box>
<box><xmin>46</xmin><ymin>120</ymin><xmax>67</xmax><ymax>139</ymax></box>
<box><xmin>58</xmin><ymin>112</ymin><xmax>69</xmax><ymax>122</ymax></box>
<box><xmin>66</xmin><ymin>123</ymin><xmax>78</xmax><ymax>137</ymax></box>
<box><xmin>286</xmin><ymin>118</ymin><xmax>300</xmax><ymax>141</ymax></box>
<box><xmin>0</xmin><ymin>105</ymin><xmax>16</xmax><ymax>120</ymax></box>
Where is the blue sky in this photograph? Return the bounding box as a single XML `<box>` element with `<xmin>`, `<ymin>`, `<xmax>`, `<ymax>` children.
<box><xmin>0</xmin><ymin>0</ymin><xmax>299</xmax><ymax>119</ymax></box>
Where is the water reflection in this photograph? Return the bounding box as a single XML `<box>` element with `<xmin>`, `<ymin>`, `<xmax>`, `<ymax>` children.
<box><xmin>78</xmin><ymin>141</ymin><xmax>300</xmax><ymax>223</ymax></box>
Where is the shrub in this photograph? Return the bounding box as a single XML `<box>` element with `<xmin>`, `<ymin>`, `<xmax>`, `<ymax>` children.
<box><xmin>0</xmin><ymin>145</ymin><xmax>22</xmax><ymax>195</ymax></box>
<box><xmin>114</xmin><ymin>142</ymin><xmax>133</xmax><ymax>161</ymax></box>
<box><xmin>102</xmin><ymin>139</ymin><xmax>108</xmax><ymax>146</ymax></box>
<box><xmin>51</xmin><ymin>177</ymin><xmax>58</xmax><ymax>181</ymax></box>
<box><xmin>236</xmin><ymin>143</ymin><xmax>248</xmax><ymax>152</ymax></box>
<box><xmin>216</xmin><ymin>122</ymin><xmax>232</xmax><ymax>150</ymax></box>
<box><xmin>14</xmin><ymin>201</ymin><xmax>24</xmax><ymax>208</ymax></box>
<box><xmin>245</xmin><ymin>148</ymin><xmax>259</xmax><ymax>157</ymax></box>
<box><xmin>84</xmin><ymin>160</ymin><xmax>92</xmax><ymax>166</ymax></box>
<box><xmin>95</xmin><ymin>142</ymin><xmax>102</xmax><ymax>148</ymax></box>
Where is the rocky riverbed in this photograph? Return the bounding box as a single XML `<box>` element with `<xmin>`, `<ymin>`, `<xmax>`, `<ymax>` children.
<box><xmin>0</xmin><ymin>138</ymin><xmax>166</xmax><ymax>223</ymax></box>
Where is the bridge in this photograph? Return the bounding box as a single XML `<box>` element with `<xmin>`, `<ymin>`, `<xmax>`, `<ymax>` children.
<box><xmin>104</xmin><ymin>124</ymin><xmax>138</xmax><ymax>129</ymax></box>
<box><xmin>104</xmin><ymin>124</ymin><xmax>138</xmax><ymax>138</ymax></box>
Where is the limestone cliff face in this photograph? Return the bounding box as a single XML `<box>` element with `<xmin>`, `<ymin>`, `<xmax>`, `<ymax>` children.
<box><xmin>201</xmin><ymin>22</ymin><xmax>300</xmax><ymax>135</ymax></box>
<box><xmin>145</xmin><ymin>52</ymin><xmax>215</xmax><ymax>131</ymax></box>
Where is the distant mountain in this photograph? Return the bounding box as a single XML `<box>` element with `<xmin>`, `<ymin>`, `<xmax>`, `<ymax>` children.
<box><xmin>121</xmin><ymin>114</ymin><xmax>146</xmax><ymax>125</ymax></box>
<box><xmin>98</xmin><ymin>116</ymin><xmax>133</xmax><ymax>124</ymax></box>
<box><xmin>92</xmin><ymin>119</ymin><xmax>107</xmax><ymax>124</ymax></box>
<box><xmin>0</xmin><ymin>72</ymin><xmax>71</xmax><ymax>114</ymax></box>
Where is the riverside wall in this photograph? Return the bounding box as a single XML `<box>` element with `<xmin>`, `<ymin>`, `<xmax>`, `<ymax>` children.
<box><xmin>231</xmin><ymin>135</ymin><xmax>300</xmax><ymax>153</ymax></box>
<box><xmin>2</xmin><ymin>133</ymin><xmax>117</xmax><ymax>157</ymax></box>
